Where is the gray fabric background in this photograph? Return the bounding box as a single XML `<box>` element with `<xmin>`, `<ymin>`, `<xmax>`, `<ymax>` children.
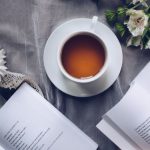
<box><xmin>0</xmin><ymin>0</ymin><xmax>150</xmax><ymax>149</ymax></box>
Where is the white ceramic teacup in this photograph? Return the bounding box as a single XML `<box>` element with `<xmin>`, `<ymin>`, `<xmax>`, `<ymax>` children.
<box><xmin>57</xmin><ymin>16</ymin><xmax>109</xmax><ymax>84</ymax></box>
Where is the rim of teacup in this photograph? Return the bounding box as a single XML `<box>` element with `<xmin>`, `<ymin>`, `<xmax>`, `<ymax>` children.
<box><xmin>57</xmin><ymin>31</ymin><xmax>108</xmax><ymax>84</ymax></box>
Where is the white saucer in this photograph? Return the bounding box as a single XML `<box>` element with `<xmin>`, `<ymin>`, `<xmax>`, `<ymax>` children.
<box><xmin>43</xmin><ymin>18</ymin><xmax>123</xmax><ymax>97</ymax></box>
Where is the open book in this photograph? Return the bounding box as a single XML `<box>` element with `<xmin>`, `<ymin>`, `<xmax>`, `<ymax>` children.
<box><xmin>97</xmin><ymin>62</ymin><xmax>150</xmax><ymax>150</ymax></box>
<box><xmin>0</xmin><ymin>83</ymin><xmax>98</xmax><ymax>150</ymax></box>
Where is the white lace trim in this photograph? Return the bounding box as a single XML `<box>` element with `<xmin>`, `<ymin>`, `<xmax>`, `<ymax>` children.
<box><xmin>0</xmin><ymin>49</ymin><xmax>43</xmax><ymax>96</ymax></box>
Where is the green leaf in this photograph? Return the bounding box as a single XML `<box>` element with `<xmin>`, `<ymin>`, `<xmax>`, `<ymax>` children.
<box><xmin>127</xmin><ymin>36</ymin><xmax>142</xmax><ymax>47</ymax></box>
<box><xmin>142</xmin><ymin>34</ymin><xmax>150</xmax><ymax>48</ymax></box>
<box><xmin>147</xmin><ymin>6</ymin><xmax>150</xmax><ymax>13</ymax></box>
<box><xmin>105</xmin><ymin>10</ymin><xmax>117</xmax><ymax>23</ymax></box>
<box><xmin>132</xmin><ymin>36</ymin><xmax>142</xmax><ymax>46</ymax></box>
<box><xmin>115</xmin><ymin>23</ymin><xmax>126</xmax><ymax>37</ymax></box>
<box><xmin>117</xmin><ymin>7</ymin><xmax>127</xmax><ymax>19</ymax></box>
<box><xmin>142</xmin><ymin>27</ymin><xmax>149</xmax><ymax>38</ymax></box>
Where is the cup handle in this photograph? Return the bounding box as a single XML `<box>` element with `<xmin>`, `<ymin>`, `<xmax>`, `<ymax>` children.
<box><xmin>90</xmin><ymin>16</ymin><xmax>98</xmax><ymax>32</ymax></box>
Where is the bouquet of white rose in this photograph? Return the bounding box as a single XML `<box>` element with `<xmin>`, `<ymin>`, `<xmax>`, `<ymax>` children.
<box><xmin>105</xmin><ymin>0</ymin><xmax>150</xmax><ymax>49</ymax></box>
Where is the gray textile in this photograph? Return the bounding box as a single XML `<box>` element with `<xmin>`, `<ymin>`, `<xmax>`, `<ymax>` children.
<box><xmin>0</xmin><ymin>0</ymin><xmax>149</xmax><ymax>149</ymax></box>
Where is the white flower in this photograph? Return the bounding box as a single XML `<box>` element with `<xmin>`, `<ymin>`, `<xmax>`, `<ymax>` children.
<box><xmin>126</xmin><ymin>9</ymin><xmax>149</xmax><ymax>37</ymax></box>
<box><xmin>0</xmin><ymin>49</ymin><xmax>7</xmax><ymax>81</ymax></box>
<box><xmin>146</xmin><ymin>40</ymin><xmax>150</xmax><ymax>49</ymax></box>
<box><xmin>132</xmin><ymin>0</ymin><xmax>148</xmax><ymax>6</ymax></box>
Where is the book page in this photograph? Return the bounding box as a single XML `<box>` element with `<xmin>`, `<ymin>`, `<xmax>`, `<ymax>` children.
<box><xmin>131</xmin><ymin>62</ymin><xmax>150</xmax><ymax>91</ymax></box>
<box><xmin>105</xmin><ymin>83</ymin><xmax>150</xmax><ymax>150</ymax></box>
<box><xmin>97</xmin><ymin>119</ymin><xmax>140</xmax><ymax>150</ymax></box>
<box><xmin>0</xmin><ymin>83</ymin><xmax>98</xmax><ymax>150</ymax></box>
